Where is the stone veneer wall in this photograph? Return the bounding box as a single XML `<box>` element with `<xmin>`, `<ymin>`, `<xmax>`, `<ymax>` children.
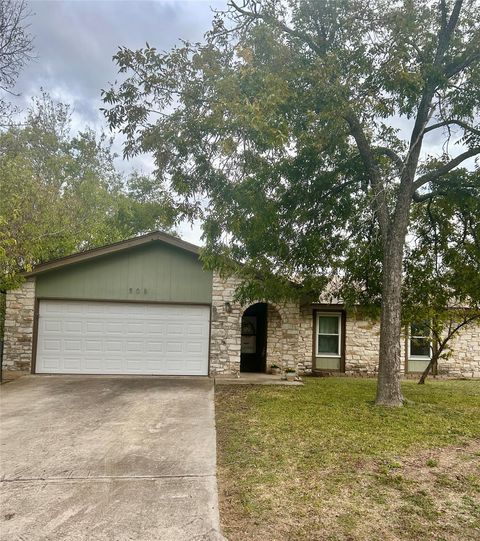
<box><xmin>437</xmin><ymin>321</ymin><xmax>480</xmax><ymax>378</ymax></box>
<box><xmin>344</xmin><ymin>311</ymin><xmax>408</xmax><ymax>375</ymax></box>
<box><xmin>298</xmin><ymin>304</ymin><xmax>314</xmax><ymax>374</ymax></box>
<box><xmin>210</xmin><ymin>272</ymin><xmax>300</xmax><ymax>375</ymax></box>
<box><xmin>344</xmin><ymin>313</ymin><xmax>380</xmax><ymax>375</ymax></box>
<box><xmin>300</xmin><ymin>307</ymin><xmax>479</xmax><ymax>377</ymax></box>
<box><xmin>3</xmin><ymin>278</ymin><xmax>36</xmax><ymax>372</ymax></box>
<box><xmin>210</xmin><ymin>274</ymin><xmax>243</xmax><ymax>376</ymax></box>
<box><xmin>266</xmin><ymin>305</ymin><xmax>283</xmax><ymax>370</ymax></box>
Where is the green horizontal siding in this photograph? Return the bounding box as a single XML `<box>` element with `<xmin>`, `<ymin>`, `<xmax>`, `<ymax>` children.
<box><xmin>36</xmin><ymin>242</ymin><xmax>213</xmax><ymax>304</ymax></box>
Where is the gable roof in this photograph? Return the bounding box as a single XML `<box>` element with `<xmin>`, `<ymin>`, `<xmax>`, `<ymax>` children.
<box><xmin>24</xmin><ymin>231</ymin><xmax>201</xmax><ymax>277</ymax></box>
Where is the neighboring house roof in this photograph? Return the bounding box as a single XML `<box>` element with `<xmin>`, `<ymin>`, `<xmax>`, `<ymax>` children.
<box><xmin>24</xmin><ymin>231</ymin><xmax>201</xmax><ymax>277</ymax></box>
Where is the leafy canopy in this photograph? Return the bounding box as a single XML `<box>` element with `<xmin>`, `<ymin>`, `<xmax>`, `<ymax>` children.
<box><xmin>102</xmin><ymin>0</ymin><xmax>480</xmax><ymax>310</ymax></box>
<box><xmin>0</xmin><ymin>93</ymin><xmax>176</xmax><ymax>292</ymax></box>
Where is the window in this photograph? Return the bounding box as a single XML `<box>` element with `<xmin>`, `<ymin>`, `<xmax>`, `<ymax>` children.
<box><xmin>316</xmin><ymin>313</ymin><xmax>341</xmax><ymax>357</ymax></box>
<box><xmin>409</xmin><ymin>322</ymin><xmax>432</xmax><ymax>359</ymax></box>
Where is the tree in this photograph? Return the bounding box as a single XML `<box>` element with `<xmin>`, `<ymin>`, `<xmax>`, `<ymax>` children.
<box><xmin>417</xmin><ymin>312</ymin><xmax>480</xmax><ymax>384</ymax></box>
<box><xmin>0</xmin><ymin>93</ymin><xmax>175</xmax><ymax>293</ymax></box>
<box><xmin>103</xmin><ymin>0</ymin><xmax>480</xmax><ymax>406</ymax></box>
<box><xmin>0</xmin><ymin>0</ymin><xmax>34</xmax><ymax>123</ymax></box>
<box><xmin>402</xmin><ymin>169</ymin><xmax>480</xmax><ymax>383</ymax></box>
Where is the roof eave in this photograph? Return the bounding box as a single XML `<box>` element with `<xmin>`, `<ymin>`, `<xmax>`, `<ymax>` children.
<box><xmin>23</xmin><ymin>231</ymin><xmax>201</xmax><ymax>277</ymax></box>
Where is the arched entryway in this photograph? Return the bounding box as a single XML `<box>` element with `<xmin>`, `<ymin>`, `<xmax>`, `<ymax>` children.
<box><xmin>240</xmin><ymin>303</ymin><xmax>268</xmax><ymax>372</ymax></box>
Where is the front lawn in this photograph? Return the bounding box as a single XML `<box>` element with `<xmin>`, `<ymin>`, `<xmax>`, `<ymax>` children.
<box><xmin>215</xmin><ymin>378</ymin><xmax>480</xmax><ymax>541</ymax></box>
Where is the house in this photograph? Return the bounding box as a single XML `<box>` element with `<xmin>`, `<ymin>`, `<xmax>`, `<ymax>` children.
<box><xmin>3</xmin><ymin>232</ymin><xmax>480</xmax><ymax>378</ymax></box>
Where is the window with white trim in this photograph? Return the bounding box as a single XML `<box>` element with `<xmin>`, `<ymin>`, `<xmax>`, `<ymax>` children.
<box><xmin>316</xmin><ymin>313</ymin><xmax>341</xmax><ymax>357</ymax></box>
<box><xmin>409</xmin><ymin>322</ymin><xmax>432</xmax><ymax>359</ymax></box>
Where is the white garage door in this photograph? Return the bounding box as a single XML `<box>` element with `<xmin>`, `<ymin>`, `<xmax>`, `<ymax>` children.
<box><xmin>36</xmin><ymin>300</ymin><xmax>210</xmax><ymax>375</ymax></box>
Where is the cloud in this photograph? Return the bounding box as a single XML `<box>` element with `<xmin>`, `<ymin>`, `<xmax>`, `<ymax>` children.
<box><xmin>11</xmin><ymin>0</ymin><xmax>228</xmax><ymax>245</ymax></box>
<box><xmin>16</xmin><ymin>1</ymin><xmax>226</xmax><ymax>119</ymax></box>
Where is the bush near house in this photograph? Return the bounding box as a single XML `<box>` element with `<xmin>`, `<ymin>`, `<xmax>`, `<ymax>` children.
<box><xmin>215</xmin><ymin>378</ymin><xmax>480</xmax><ymax>541</ymax></box>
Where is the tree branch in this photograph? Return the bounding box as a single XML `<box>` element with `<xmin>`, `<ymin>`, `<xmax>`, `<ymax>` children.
<box><xmin>445</xmin><ymin>46</ymin><xmax>480</xmax><ymax>79</ymax></box>
<box><xmin>373</xmin><ymin>147</ymin><xmax>404</xmax><ymax>172</ymax></box>
<box><xmin>412</xmin><ymin>181</ymin><xmax>478</xmax><ymax>202</ymax></box>
<box><xmin>405</xmin><ymin>0</ymin><xmax>464</xmax><ymax>181</ymax></box>
<box><xmin>412</xmin><ymin>190</ymin><xmax>448</xmax><ymax>203</ymax></box>
<box><xmin>436</xmin><ymin>0</ymin><xmax>463</xmax><ymax>62</ymax></box>
<box><xmin>344</xmin><ymin>112</ymin><xmax>389</xmax><ymax>239</ymax></box>
<box><xmin>413</xmin><ymin>146</ymin><xmax>480</xmax><ymax>189</ymax></box>
<box><xmin>424</xmin><ymin>119</ymin><xmax>480</xmax><ymax>138</ymax></box>
<box><xmin>229</xmin><ymin>1</ymin><xmax>325</xmax><ymax>55</ymax></box>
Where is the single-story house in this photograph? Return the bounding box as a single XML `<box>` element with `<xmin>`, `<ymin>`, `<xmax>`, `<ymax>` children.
<box><xmin>3</xmin><ymin>231</ymin><xmax>480</xmax><ymax>378</ymax></box>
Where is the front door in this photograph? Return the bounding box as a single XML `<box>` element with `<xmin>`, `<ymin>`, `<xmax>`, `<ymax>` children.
<box><xmin>240</xmin><ymin>303</ymin><xmax>267</xmax><ymax>372</ymax></box>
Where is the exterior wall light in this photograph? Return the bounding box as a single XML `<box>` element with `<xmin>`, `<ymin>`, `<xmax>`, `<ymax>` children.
<box><xmin>224</xmin><ymin>301</ymin><xmax>232</xmax><ymax>313</ymax></box>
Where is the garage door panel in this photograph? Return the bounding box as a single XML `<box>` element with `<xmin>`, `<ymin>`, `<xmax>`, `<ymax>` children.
<box><xmin>43</xmin><ymin>338</ymin><xmax>61</xmax><ymax>351</ymax></box>
<box><xmin>186</xmin><ymin>341</ymin><xmax>203</xmax><ymax>353</ymax></box>
<box><xmin>64</xmin><ymin>320</ymin><xmax>82</xmax><ymax>333</ymax></box>
<box><xmin>42</xmin><ymin>358</ymin><xmax>61</xmax><ymax>370</ymax></box>
<box><xmin>64</xmin><ymin>339</ymin><xmax>82</xmax><ymax>352</ymax></box>
<box><xmin>104</xmin><ymin>359</ymin><xmax>123</xmax><ymax>370</ymax></box>
<box><xmin>85</xmin><ymin>340</ymin><xmax>102</xmax><ymax>352</ymax></box>
<box><xmin>145</xmin><ymin>341</ymin><xmax>164</xmax><ymax>352</ymax></box>
<box><xmin>126</xmin><ymin>340</ymin><xmax>144</xmax><ymax>352</ymax></box>
<box><xmin>44</xmin><ymin>320</ymin><xmax>61</xmax><ymax>333</ymax></box>
<box><xmin>145</xmin><ymin>323</ymin><xmax>166</xmax><ymax>335</ymax></box>
<box><xmin>36</xmin><ymin>300</ymin><xmax>210</xmax><ymax>375</ymax></box>
<box><xmin>105</xmin><ymin>340</ymin><xmax>122</xmax><ymax>353</ymax></box>
<box><xmin>63</xmin><ymin>358</ymin><xmax>82</xmax><ymax>370</ymax></box>
<box><xmin>105</xmin><ymin>322</ymin><xmax>123</xmax><ymax>334</ymax></box>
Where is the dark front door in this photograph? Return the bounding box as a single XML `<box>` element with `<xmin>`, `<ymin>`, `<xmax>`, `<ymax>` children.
<box><xmin>240</xmin><ymin>303</ymin><xmax>267</xmax><ymax>373</ymax></box>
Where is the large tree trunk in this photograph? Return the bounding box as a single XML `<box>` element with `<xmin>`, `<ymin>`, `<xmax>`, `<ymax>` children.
<box><xmin>375</xmin><ymin>246</ymin><xmax>405</xmax><ymax>406</ymax></box>
<box><xmin>375</xmin><ymin>197</ymin><xmax>412</xmax><ymax>406</ymax></box>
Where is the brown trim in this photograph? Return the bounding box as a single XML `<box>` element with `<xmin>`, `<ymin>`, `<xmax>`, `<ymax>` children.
<box><xmin>31</xmin><ymin>298</ymin><xmax>40</xmax><ymax>374</ymax></box>
<box><xmin>24</xmin><ymin>231</ymin><xmax>201</xmax><ymax>277</ymax></box>
<box><xmin>311</xmin><ymin>308</ymin><xmax>346</xmax><ymax>373</ymax></box>
<box><xmin>310</xmin><ymin>302</ymin><xmax>345</xmax><ymax>309</ymax></box>
<box><xmin>36</xmin><ymin>297</ymin><xmax>211</xmax><ymax>307</ymax></box>
<box><xmin>207</xmin><ymin>306</ymin><xmax>213</xmax><ymax>377</ymax></box>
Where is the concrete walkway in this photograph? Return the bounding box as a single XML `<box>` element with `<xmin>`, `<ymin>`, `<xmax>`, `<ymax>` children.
<box><xmin>0</xmin><ymin>376</ymin><xmax>223</xmax><ymax>541</ymax></box>
<box><xmin>215</xmin><ymin>372</ymin><xmax>303</xmax><ymax>385</ymax></box>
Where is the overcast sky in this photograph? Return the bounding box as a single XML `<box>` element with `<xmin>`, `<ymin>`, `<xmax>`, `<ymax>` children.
<box><xmin>14</xmin><ymin>0</ymin><xmax>229</xmax><ymax>244</ymax></box>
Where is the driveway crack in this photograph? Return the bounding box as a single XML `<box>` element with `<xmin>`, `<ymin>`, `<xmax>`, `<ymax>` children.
<box><xmin>1</xmin><ymin>473</ymin><xmax>217</xmax><ymax>483</ymax></box>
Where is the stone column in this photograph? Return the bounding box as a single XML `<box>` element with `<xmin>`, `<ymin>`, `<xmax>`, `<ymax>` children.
<box><xmin>3</xmin><ymin>278</ymin><xmax>36</xmax><ymax>373</ymax></box>
<box><xmin>277</xmin><ymin>302</ymin><xmax>300</xmax><ymax>371</ymax></box>
<box><xmin>297</xmin><ymin>304</ymin><xmax>314</xmax><ymax>374</ymax></box>
<box><xmin>210</xmin><ymin>273</ymin><xmax>242</xmax><ymax>376</ymax></box>
<box><xmin>266</xmin><ymin>305</ymin><xmax>283</xmax><ymax>370</ymax></box>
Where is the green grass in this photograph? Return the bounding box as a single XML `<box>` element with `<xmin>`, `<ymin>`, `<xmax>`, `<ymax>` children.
<box><xmin>216</xmin><ymin>378</ymin><xmax>480</xmax><ymax>541</ymax></box>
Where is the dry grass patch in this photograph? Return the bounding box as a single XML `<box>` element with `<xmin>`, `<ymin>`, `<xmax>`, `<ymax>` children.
<box><xmin>215</xmin><ymin>378</ymin><xmax>480</xmax><ymax>541</ymax></box>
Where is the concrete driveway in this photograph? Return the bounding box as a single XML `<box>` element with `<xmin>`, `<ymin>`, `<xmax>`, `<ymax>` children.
<box><xmin>0</xmin><ymin>376</ymin><xmax>223</xmax><ymax>541</ymax></box>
